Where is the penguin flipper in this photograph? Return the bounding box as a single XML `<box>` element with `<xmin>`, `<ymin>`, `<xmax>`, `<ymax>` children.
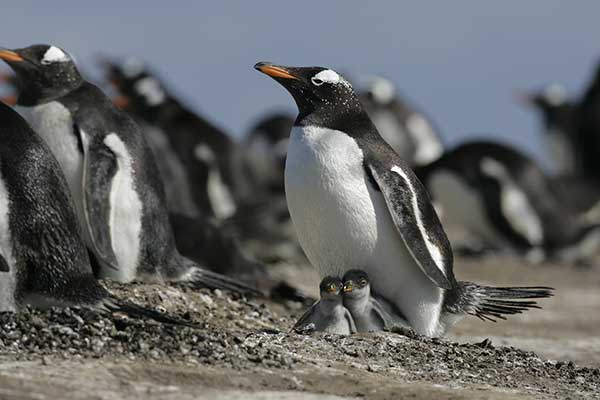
<box><xmin>291</xmin><ymin>300</ymin><xmax>319</xmax><ymax>332</ymax></box>
<box><xmin>344</xmin><ymin>308</ymin><xmax>357</xmax><ymax>334</ymax></box>
<box><xmin>79</xmin><ymin>125</ymin><xmax>120</xmax><ymax>270</ymax></box>
<box><xmin>0</xmin><ymin>254</ymin><xmax>9</xmax><ymax>272</ymax></box>
<box><xmin>366</xmin><ymin>160</ymin><xmax>454</xmax><ymax>290</ymax></box>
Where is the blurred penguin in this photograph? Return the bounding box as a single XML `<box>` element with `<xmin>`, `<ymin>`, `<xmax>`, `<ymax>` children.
<box><xmin>359</xmin><ymin>75</ymin><xmax>444</xmax><ymax>166</ymax></box>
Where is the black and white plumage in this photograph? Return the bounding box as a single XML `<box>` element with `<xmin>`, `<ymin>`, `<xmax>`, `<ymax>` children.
<box><xmin>102</xmin><ymin>57</ymin><xmax>250</xmax><ymax>219</ymax></box>
<box><xmin>359</xmin><ymin>76</ymin><xmax>444</xmax><ymax>167</ymax></box>
<box><xmin>520</xmin><ymin>84</ymin><xmax>580</xmax><ymax>177</ymax></box>
<box><xmin>342</xmin><ymin>269</ymin><xmax>409</xmax><ymax>332</ymax></box>
<box><xmin>0</xmin><ymin>44</ymin><xmax>259</xmax><ymax>296</ymax></box>
<box><xmin>0</xmin><ymin>99</ymin><xmax>194</xmax><ymax>326</ymax></box>
<box><xmin>256</xmin><ymin>62</ymin><xmax>553</xmax><ymax>336</ymax></box>
<box><xmin>293</xmin><ymin>276</ymin><xmax>356</xmax><ymax>335</ymax></box>
<box><xmin>416</xmin><ymin>141</ymin><xmax>600</xmax><ymax>264</ymax></box>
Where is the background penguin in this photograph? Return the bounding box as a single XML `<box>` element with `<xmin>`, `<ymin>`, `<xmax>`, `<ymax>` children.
<box><xmin>359</xmin><ymin>75</ymin><xmax>444</xmax><ymax>167</ymax></box>
<box><xmin>416</xmin><ymin>140</ymin><xmax>600</xmax><ymax>264</ymax></box>
<box><xmin>342</xmin><ymin>269</ymin><xmax>409</xmax><ymax>332</ymax></box>
<box><xmin>0</xmin><ymin>99</ymin><xmax>193</xmax><ymax>326</ymax></box>
<box><xmin>0</xmin><ymin>44</ymin><xmax>259</xmax><ymax>295</ymax></box>
<box><xmin>255</xmin><ymin>62</ymin><xmax>552</xmax><ymax>337</ymax></box>
<box><xmin>101</xmin><ymin>57</ymin><xmax>250</xmax><ymax>219</ymax></box>
<box><xmin>243</xmin><ymin>112</ymin><xmax>294</xmax><ymax>196</ymax></box>
<box><xmin>292</xmin><ymin>276</ymin><xmax>356</xmax><ymax>335</ymax></box>
<box><xmin>518</xmin><ymin>84</ymin><xmax>580</xmax><ymax>177</ymax></box>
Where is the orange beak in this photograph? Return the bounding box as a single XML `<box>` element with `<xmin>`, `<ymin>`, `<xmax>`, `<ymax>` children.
<box><xmin>343</xmin><ymin>281</ymin><xmax>354</xmax><ymax>293</ymax></box>
<box><xmin>255</xmin><ymin>62</ymin><xmax>298</xmax><ymax>80</ymax></box>
<box><xmin>112</xmin><ymin>95</ymin><xmax>130</xmax><ymax>109</ymax></box>
<box><xmin>0</xmin><ymin>50</ymin><xmax>24</xmax><ymax>63</ymax></box>
<box><xmin>0</xmin><ymin>95</ymin><xmax>17</xmax><ymax>106</ymax></box>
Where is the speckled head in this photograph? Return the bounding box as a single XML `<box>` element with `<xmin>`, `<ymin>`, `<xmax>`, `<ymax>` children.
<box><xmin>0</xmin><ymin>44</ymin><xmax>83</xmax><ymax>106</ymax></box>
<box><xmin>254</xmin><ymin>62</ymin><xmax>364</xmax><ymax>128</ymax></box>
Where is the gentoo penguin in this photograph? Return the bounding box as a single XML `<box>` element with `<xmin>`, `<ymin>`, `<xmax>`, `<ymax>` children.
<box><xmin>102</xmin><ymin>57</ymin><xmax>249</xmax><ymax>219</ymax></box>
<box><xmin>359</xmin><ymin>76</ymin><xmax>444</xmax><ymax>166</ymax></box>
<box><xmin>578</xmin><ymin>60</ymin><xmax>600</xmax><ymax>178</ymax></box>
<box><xmin>292</xmin><ymin>276</ymin><xmax>356</xmax><ymax>334</ymax></box>
<box><xmin>0</xmin><ymin>99</ymin><xmax>193</xmax><ymax>326</ymax></box>
<box><xmin>255</xmin><ymin>62</ymin><xmax>552</xmax><ymax>336</ymax></box>
<box><xmin>0</xmin><ymin>44</ymin><xmax>258</xmax><ymax>295</ymax></box>
<box><xmin>342</xmin><ymin>269</ymin><xmax>409</xmax><ymax>332</ymax></box>
<box><xmin>244</xmin><ymin>112</ymin><xmax>294</xmax><ymax>195</ymax></box>
<box><xmin>519</xmin><ymin>84</ymin><xmax>580</xmax><ymax>177</ymax></box>
<box><xmin>416</xmin><ymin>140</ymin><xmax>600</xmax><ymax>264</ymax></box>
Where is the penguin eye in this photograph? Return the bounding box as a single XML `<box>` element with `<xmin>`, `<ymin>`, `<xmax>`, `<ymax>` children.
<box><xmin>359</xmin><ymin>278</ymin><xmax>368</xmax><ymax>286</ymax></box>
<box><xmin>327</xmin><ymin>283</ymin><xmax>337</xmax><ymax>292</ymax></box>
<box><xmin>311</xmin><ymin>77</ymin><xmax>324</xmax><ymax>86</ymax></box>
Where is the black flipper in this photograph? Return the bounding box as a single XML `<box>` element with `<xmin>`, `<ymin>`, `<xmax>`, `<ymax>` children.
<box><xmin>0</xmin><ymin>254</ymin><xmax>9</xmax><ymax>272</ymax></box>
<box><xmin>291</xmin><ymin>300</ymin><xmax>319</xmax><ymax>332</ymax></box>
<box><xmin>79</xmin><ymin>124</ymin><xmax>120</xmax><ymax>271</ymax></box>
<box><xmin>444</xmin><ymin>281</ymin><xmax>554</xmax><ymax>322</ymax></box>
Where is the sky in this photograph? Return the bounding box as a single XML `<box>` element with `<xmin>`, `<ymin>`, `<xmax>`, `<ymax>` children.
<box><xmin>2</xmin><ymin>2</ymin><xmax>600</xmax><ymax>170</ymax></box>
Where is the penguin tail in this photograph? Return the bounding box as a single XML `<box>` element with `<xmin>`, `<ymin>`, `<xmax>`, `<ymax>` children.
<box><xmin>448</xmin><ymin>282</ymin><xmax>554</xmax><ymax>322</ymax></box>
<box><xmin>102</xmin><ymin>296</ymin><xmax>200</xmax><ymax>328</ymax></box>
<box><xmin>183</xmin><ymin>265</ymin><xmax>264</xmax><ymax>297</ymax></box>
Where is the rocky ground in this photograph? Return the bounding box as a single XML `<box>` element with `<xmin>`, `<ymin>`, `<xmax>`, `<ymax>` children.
<box><xmin>1</xmin><ymin>256</ymin><xmax>599</xmax><ymax>399</ymax></box>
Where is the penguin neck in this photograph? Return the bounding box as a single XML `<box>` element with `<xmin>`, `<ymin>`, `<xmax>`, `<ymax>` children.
<box><xmin>296</xmin><ymin>106</ymin><xmax>375</xmax><ymax>141</ymax></box>
<box><xmin>17</xmin><ymin>80</ymin><xmax>82</xmax><ymax>107</ymax></box>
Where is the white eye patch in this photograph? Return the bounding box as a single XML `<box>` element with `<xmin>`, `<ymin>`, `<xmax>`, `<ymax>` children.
<box><xmin>133</xmin><ymin>77</ymin><xmax>166</xmax><ymax>106</ymax></box>
<box><xmin>122</xmin><ymin>58</ymin><xmax>145</xmax><ymax>79</ymax></box>
<box><xmin>542</xmin><ymin>84</ymin><xmax>567</xmax><ymax>106</ymax></box>
<box><xmin>41</xmin><ymin>46</ymin><xmax>70</xmax><ymax>65</ymax></box>
<box><xmin>368</xmin><ymin>76</ymin><xmax>395</xmax><ymax>104</ymax></box>
<box><xmin>312</xmin><ymin>69</ymin><xmax>341</xmax><ymax>85</ymax></box>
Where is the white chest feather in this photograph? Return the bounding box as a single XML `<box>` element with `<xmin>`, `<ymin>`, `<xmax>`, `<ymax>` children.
<box><xmin>0</xmin><ymin>172</ymin><xmax>17</xmax><ymax>312</ymax></box>
<box><xmin>102</xmin><ymin>133</ymin><xmax>143</xmax><ymax>281</ymax></box>
<box><xmin>285</xmin><ymin>126</ymin><xmax>442</xmax><ymax>336</ymax></box>
<box><xmin>194</xmin><ymin>144</ymin><xmax>236</xmax><ymax>218</ymax></box>
<box><xmin>16</xmin><ymin>103</ymin><xmax>86</xmax><ymax>237</ymax></box>
<box><xmin>480</xmin><ymin>158</ymin><xmax>544</xmax><ymax>246</ymax></box>
<box><xmin>405</xmin><ymin>114</ymin><xmax>443</xmax><ymax>165</ymax></box>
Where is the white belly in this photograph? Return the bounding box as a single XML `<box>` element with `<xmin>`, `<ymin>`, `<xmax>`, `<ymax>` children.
<box><xmin>16</xmin><ymin>103</ymin><xmax>88</xmax><ymax>244</ymax></box>
<box><xmin>0</xmin><ymin>172</ymin><xmax>17</xmax><ymax>312</ymax></box>
<box><xmin>99</xmin><ymin>133</ymin><xmax>143</xmax><ymax>282</ymax></box>
<box><xmin>285</xmin><ymin>126</ymin><xmax>442</xmax><ymax>335</ymax></box>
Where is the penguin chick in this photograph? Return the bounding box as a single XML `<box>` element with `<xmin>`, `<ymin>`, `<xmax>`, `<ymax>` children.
<box><xmin>342</xmin><ymin>269</ymin><xmax>409</xmax><ymax>332</ymax></box>
<box><xmin>293</xmin><ymin>276</ymin><xmax>356</xmax><ymax>335</ymax></box>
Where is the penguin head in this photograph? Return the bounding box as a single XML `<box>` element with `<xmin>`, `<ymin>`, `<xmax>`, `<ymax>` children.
<box><xmin>103</xmin><ymin>58</ymin><xmax>168</xmax><ymax>116</ymax></box>
<box><xmin>342</xmin><ymin>269</ymin><xmax>371</xmax><ymax>300</ymax></box>
<box><xmin>318</xmin><ymin>276</ymin><xmax>344</xmax><ymax>300</ymax></box>
<box><xmin>0</xmin><ymin>45</ymin><xmax>82</xmax><ymax>105</ymax></box>
<box><xmin>362</xmin><ymin>75</ymin><xmax>397</xmax><ymax>106</ymax></box>
<box><xmin>255</xmin><ymin>62</ymin><xmax>363</xmax><ymax>124</ymax></box>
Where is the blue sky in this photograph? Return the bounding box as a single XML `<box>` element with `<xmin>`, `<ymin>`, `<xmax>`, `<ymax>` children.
<box><xmin>3</xmin><ymin>2</ymin><xmax>600</xmax><ymax>169</ymax></box>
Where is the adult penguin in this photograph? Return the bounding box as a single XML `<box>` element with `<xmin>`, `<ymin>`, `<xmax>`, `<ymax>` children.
<box><xmin>0</xmin><ymin>44</ymin><xmax>258</xmax><ymax>296</ymax></box>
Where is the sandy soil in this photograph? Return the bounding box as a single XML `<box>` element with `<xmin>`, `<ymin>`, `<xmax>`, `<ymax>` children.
<box><xmin>1</xmin><ymin>255</ymin><xmax>599</xmax><ymax>400</ymax></box>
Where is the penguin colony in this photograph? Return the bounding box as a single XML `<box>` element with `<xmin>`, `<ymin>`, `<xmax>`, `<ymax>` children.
<box><xmin>11</xmin><ymin>41</ymin><xmax>600</xmax><ymax>339</ymax></box>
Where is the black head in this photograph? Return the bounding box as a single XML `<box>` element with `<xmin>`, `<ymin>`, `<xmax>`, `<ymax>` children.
<box><xmin>519</xmin><ymin>84</ymin><xmax>569</xmax><ymax>113</ymax></box>
<box><xmin>342</xmin><ymin>269</ymin><xmax>370</xmax><ymax>299</ymax></box>
<box><xmin>254</xmin><ymin>62</ymin><xmax>364</xmax><ymax>127</ymax></box>
<box><xmin>102</xmin><ymin>57</ymin><xmax>169</xmax><ymax>117</ymax></box>
<box><xmin>318</xmin><ymin>276</ymin><xmax>344</xmax><ymax>300</ymax></box>
<box><xmin>0</xmin><ymin>45</ymin><xmax>83</xmax><ymax>105</ymax></box>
